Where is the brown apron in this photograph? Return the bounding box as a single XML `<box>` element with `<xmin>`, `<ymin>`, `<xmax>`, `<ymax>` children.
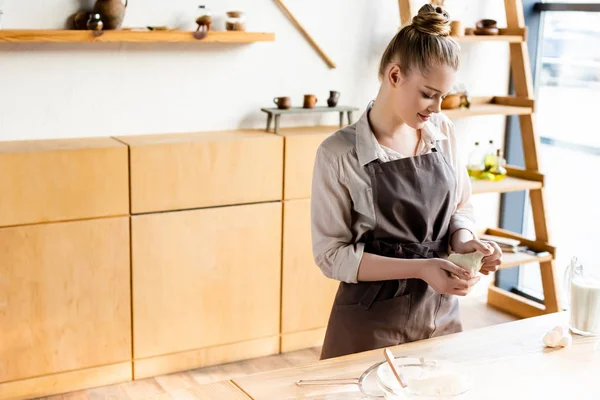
<box><xmin>320</xmin><ymin>145</ymin><xmax>463</xmax><ymax>360</ymax></box>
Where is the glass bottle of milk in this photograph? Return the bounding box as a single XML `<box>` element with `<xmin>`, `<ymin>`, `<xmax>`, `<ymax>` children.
<box><xmin>563</xmin><ymin>257</ymin><xmax>600</xmax><ymax>336</ymax></box>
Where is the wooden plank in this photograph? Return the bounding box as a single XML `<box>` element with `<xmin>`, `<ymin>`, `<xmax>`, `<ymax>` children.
<box><xmin>0</xmin><ymin>363</ymin><xmax>131</xmax><ymax>400</ymax></box>
<box><xmin>117</xmin><ymin>130</ymin><xmax>283</xmax><ymax>214</ymax></box>
<box><xmin>282</xmin><ymin>200</ymin><xmax>338</xmax><ymax>334</ymax></box>
<box><xmin>444</xmin><ymin>103</ymin><xmax>531</xmax><ymax>119</ymax></box>
<box><xmin>540</xmin><ymin>260</ymin><xmax>562</xmax><ymax>313</ymax></box>
<box><xmin>186</xmin><ymin>381</ymin><xmax>251</xmax><ymax>400</ymax></box>
<box><xmin>262</xmin><ymin>106</ymin><xmax>358</xmax><ymax>115</ymax></box>
<box><xmin>0</xmin><ymin>30</ymin><xmax>275</xmax><ymax>43</ymax></box>
<box><xmin>0</xmin><ymin>137</ymin><xmax>128</xmax><ymax>227</ymax></box>
<box><xmin>398</xmin><ymin>0</ymin><xmax>412</xmax><ymax>27</ymax></box>
<box><xmin>281</xmin><ymin>328</ymin><xmax>327</xmax><ymax>353</ymax></box>
<box><xmin>498</xmin><ymin>251</ymin><xmax>553</xmax><ymax>270</ymax></box>
<box><xmin>504</xmin><ymin>165</ymin><xmax>544</xmax><ymax>182</ymax></box>
<box><xmin>492</xmin><ymin>95</ymin><xmax>535</xmax><ymax>109</ymax></box>
<box><xmin>131</xmin><ymin>203</ymin><xmax>282</xmax><ymax>360</ymax></box>
<box><xmin>487</xmin><ymin>284</ymin><xmax>547</xmax><ymax>318</ymax></box>
<box><xmin>471</xmin><ymin>176</ymin><xmax>542</xmax><ymax>195</ymax></box>
<box><xmin>484</xmin><ymin>227</ymin><xmax>556</xmax><ymax>255</ymax></box>
<box><xmin>510</xmin><ymin>43</ymin><xmax>535</xmax><ymax>98</ymax></box>
<box><xmin>498</xmin><ymin>27</ymin><xmax>527</xmax><ymax>37</ymax></box>
<box><xmin>233</xmin><ymin>313</ymin><xmax>600</xmax><ymax>399</ymax></box>
<box><xmin>457</xmin><ymin>35</ymin><xmax>523</xmax><ymax>43</ymax></box>
<box><xmin>0</xmin><ymin>218</ymin><xmax>131</xmax><ymax>383</ymax></box>
<box><xmin>279</xmin><ymin>127</ymin><xmax>333</xmax><ymax>199</ymax></box>
<box><xmin>134</xmin><ymin>336</ymin><xmax>280</xmax><ymax>380</ymax></box>
<box><xmin>273</xmin><ymin>0</ymin><xmax>336</xmax><ymax>68</ymax></box>
<box><xmin>505</xmin><ymin>0</ymin><xmax>526</xmax><ymax>28</ymax></box>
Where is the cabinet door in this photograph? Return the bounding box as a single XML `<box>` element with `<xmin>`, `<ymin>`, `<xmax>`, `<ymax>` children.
<box><xmin>279</xmin><ymin>127</ymin><xmax>332</xmax><ymax>200</ymax></box>
<box><xmin>132</xmin><ymin>202</ymin><xmax>282</xmax><ymax>359</ymax></box>
<box><xmin>120</xmin><ymin>131</ymin><xmax>284</xmax><ymax>214</ymax></box>
<box><xmin>281</xmin><ymin>199</ymin><xmax>338</xmax><ymax>334</ymax></box>
<box><xmin>0</xmin><ymin>138</ymin><xmax>128</xmax><ymax>227</ymax></box>
<box><xmin>0</xmin><ymin>217</ymin><xmax>131</xmax><ymax>383</ymax></box>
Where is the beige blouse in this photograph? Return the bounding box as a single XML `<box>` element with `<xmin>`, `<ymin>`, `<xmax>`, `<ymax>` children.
<box><xmin>310</xmin><ymin>102</ymin><xmax>477</xmax><ymax>284</ymax></box>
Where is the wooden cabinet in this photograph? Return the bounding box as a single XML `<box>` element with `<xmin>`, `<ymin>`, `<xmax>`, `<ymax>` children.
<box><xmin>277</xmin><ymin>126</ymin><xmax>333</xmax><ymax>200</ymax></box>
<box><xmin>0</xmin><ymin>217</ymin><xmax>131</xmax><ymax>384</ymax></box>
<box><xmin>281</xmin><ymin>199</ymin><xmax>339</xmax><ymax>352</ymax></box>
<box><xmin>118</xmin><ymin>131</ymin><xmax>284</xmax><ymax>214</ymax></box>
<box><xmin>131</xmin><ymin>202</ymin><xmax>282</xmax><ymax>377</ymax></box>
<box><xmin>0</xmin><ymin>138</ymin><xmax>128</xmax><ymax>227</ymax></box>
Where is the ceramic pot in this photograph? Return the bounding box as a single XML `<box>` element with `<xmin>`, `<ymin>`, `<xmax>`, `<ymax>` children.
<box><xmin>441</xmin><ymin>93</ymin><xmax>462</xmax><ymax>109</ymax></box>
<box><xmin>303</xmin><ymin>94</ymin><xmax>318</xmax><ymax>109</ymax></box>
<box><xmin>327</xmin><ymin>91</ymin><xmax>340</xmax><ymax>107</ymax></box>
<box><xmin>93</xmin><ymin>0</ymin><xmax>127</xmax><ymax>30</ymax></box>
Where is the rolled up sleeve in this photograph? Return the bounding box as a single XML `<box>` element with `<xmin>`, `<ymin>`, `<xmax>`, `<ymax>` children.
<box><xmin>310</xmin><ymin>146</ymin><xmax>364</xmax><ymax>284</ymax></box>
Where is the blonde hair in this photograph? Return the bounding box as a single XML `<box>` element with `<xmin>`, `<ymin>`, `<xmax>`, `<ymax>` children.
<box><xmin>378</xmin><ymin>4</ymin><xmax>460</xmax><ymax>79</ymax></box>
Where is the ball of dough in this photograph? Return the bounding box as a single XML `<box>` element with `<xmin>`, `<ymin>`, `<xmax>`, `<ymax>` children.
<box><xmin>448</xmin><ymin>251</ymin><xmax>485</xmax><ymax>275</ymax></box>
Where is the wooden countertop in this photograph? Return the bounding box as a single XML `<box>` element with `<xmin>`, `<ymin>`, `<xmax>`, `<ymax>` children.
<box><xmin>225</xmin><ymin>312</ymin><xmax>600</xmax><ymax>399</ymax></box>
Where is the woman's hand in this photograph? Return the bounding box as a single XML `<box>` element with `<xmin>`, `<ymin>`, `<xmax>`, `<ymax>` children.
<box><xmin>453</xmin><ymin>239</ymin><xmax>503</xmax><ymax>275</ymax></box>
<box><xmin>419</xmin><ymin>259</ymin><xmax>481</xmax><ymax>296</ymax></box>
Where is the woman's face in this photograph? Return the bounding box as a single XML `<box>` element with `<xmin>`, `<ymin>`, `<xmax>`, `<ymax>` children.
<box><xmin>388</xmin><ymin>63</ymin><xmax>457</xmax><ymax>129</ymax></box>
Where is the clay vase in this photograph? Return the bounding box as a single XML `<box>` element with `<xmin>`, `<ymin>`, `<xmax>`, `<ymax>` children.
<box><xmin>303</xmin><ymin>94</ymin><xmax>318</xmax><ymax>109</ymax></box>
<box><xmin>327</xmin><ymin>90</ymin><xmax>340</xmax><ymax>107</ymax></box>
<box><xmin>93</xmin><ymin>0</ymin><xmax>127</xmax><ymax>30</ymax></box>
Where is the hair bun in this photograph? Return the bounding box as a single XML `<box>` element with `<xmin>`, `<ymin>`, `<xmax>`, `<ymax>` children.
<box><xmin>411</xmin><ymin>4</ymin><xmax>451</xmax><ymax>37</ymax></box>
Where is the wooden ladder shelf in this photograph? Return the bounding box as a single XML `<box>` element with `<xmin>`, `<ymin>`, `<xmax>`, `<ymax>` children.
<box><xmin>398</xmin><ymin>0</ymin><xmax>561</xmax><ymax>319</ymax></box>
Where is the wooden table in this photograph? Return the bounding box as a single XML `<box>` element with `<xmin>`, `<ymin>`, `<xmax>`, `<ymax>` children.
<box><xmin>222</xmin><ymin>313</ymin><xmax>600</xmax><ymax>399</ymax></box>
<box><xmin>261</xmin><ymin>106</ymin><xmax>359</xmax><ymax>133</ymax></box>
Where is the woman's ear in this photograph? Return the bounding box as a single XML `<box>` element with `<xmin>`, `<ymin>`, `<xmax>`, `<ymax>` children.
<box><xmin>387</xmin><ymin>64</ymin><xmax>403</xmax><ymax>88</ymax></box>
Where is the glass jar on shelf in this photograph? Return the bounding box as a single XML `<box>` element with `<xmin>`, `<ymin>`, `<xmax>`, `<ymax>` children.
<box><xmin>196</xmin><ymin>5</ymin><xmax>212</xmax><ymax>32</ymax></box>
<box><xmin>226</xmin><ymin>10</ymin><xmax>246</xmax><ymax>31</ymax></box>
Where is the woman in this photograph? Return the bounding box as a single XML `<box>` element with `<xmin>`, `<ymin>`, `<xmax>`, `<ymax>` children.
<box><xmin>311</xmin><ymin>4</ymin><xmax>503</xmax><ymax>360</ymax></box>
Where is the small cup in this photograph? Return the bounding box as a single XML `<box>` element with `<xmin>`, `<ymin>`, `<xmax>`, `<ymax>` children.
<box><xmin>273</xmin><ymin>96</ymin><xmax>291</xmax><ymax>110</ymax></box>
<box><xmin>303</xmin><ymin>94</ymin><xmax>318</xmax><ymax>109</ymax></box>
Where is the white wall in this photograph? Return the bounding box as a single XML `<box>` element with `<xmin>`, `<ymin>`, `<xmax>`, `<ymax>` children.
<box><xmin>1</xmin><ymin>0</ymin><xmax>508</xmax><ymax>141</ymax></box>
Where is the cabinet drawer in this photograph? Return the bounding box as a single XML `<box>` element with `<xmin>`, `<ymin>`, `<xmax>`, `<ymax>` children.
<box><xmin>118</xmin><ymin>131</ymin><xmax>284</xmax><ymax>213</ymax></box>
<box><xmin>0</xmin><ymin>138</ymin><xmax>128</xmax><ymax>227</ymax></box>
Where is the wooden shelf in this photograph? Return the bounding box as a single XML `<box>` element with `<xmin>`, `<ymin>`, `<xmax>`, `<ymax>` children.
<box><xmin>455</xmin><ymin>34</ymin><xmax>523</xmax><ymax>43</ymax></box>
<box><xmin>499</xmin><ymin>251</ymin><xmax>553</xmax><ymax>270</ymax></box>
<box><xmin>472</xmin><ymin>165</ymin><xmax>544</xmax><ymax>195</ymax></box>
<box><xmin>0</xmin><ymin>30</ymin><xmax>275</xmax><ymax>44</ymax></box>
<box><xmin>481</xmin><ymin>227</ymin><xmax>556</xmax><ymax>271</ymax></box>
<box><xmin>444</xmin><ymin>96</ymin><xmax>534</xmax><ymax>119</ymax></box>
<box><xmin>472</xmin><ymin>175</ymin><xmax>542</xmax><ymax>195</ymax></box>
<box><xmin>454</xmin><ymin>28</ymin><xmax>525</xmax><ymax>43</ymax></box>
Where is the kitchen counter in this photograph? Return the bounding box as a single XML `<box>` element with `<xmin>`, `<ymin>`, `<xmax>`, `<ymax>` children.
<box><xmin>219</xmin><ymin>312</ymin><xmax>599</xmax><ymax>399</ymax></box>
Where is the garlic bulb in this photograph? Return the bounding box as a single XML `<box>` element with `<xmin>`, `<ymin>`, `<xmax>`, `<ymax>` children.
<box><xmin>543</xmin><ymin>330</ymin><xmax>561</xmax><ymax>347</ymax></box>
<box><xmin>543</xmin><ymin>325</ymin><xmax>573</xmax><ymax>348</ymax></box>
<box><xmin>558</xmin><ymin>335</ymin><xmax>573</xmax><ymax>348</ymax></box>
